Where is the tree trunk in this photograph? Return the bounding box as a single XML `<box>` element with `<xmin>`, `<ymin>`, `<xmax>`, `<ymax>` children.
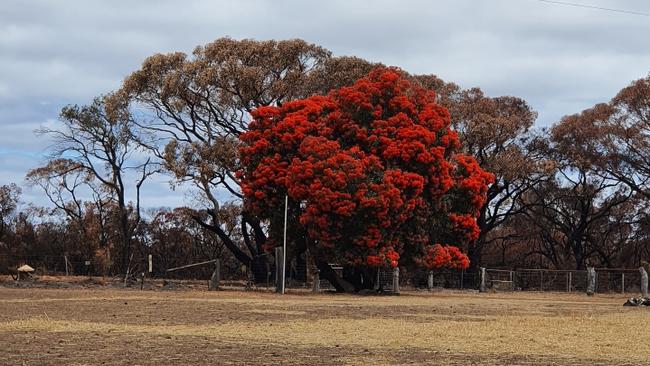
<box><xmin>315</xmin><ymin>261</ymin><xmax>380</xmax><ymax>293</ymax></box>
<box><xmin>342</xmin><ymin>266</ymin><xmax>376</xmax><ymax>291</ymax></box>
<box><xmin>251</xmin><ymin>255</ymin><xmax>270</xmax><ymax>283</ymax></box>
<box><xmin>315</xmin><ymin>261</ymin><xmax>355</xmax><ymax>293</ymax></box>
<box><xmin>468</xmin><ymin>240</ymin><xmax>483</xmax><ymax>271</ymax></box>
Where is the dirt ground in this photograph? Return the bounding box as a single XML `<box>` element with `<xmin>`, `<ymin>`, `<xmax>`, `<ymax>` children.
<box><xmin>0</xmin><ymin>277</ymin><xmax>647</xmax><ymax>365</ymax></box>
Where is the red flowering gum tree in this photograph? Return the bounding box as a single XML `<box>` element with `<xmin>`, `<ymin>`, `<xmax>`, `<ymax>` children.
<box><xmin>239</xmin><ymin>68</ymin><xmax>493</xmax><ymax>292</ymax></box>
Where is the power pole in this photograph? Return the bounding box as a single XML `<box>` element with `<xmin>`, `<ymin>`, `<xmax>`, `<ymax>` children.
<box><xmin>282</xmin><ymin>195</ymin><xmax>288</xmax><ymax>294</ymax></box>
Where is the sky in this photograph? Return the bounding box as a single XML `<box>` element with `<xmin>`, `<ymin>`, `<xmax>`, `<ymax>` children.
<box><xmin>1</xmin><ymin>0</ymin><xmax>649</xmax><ymax>209</ymax></box>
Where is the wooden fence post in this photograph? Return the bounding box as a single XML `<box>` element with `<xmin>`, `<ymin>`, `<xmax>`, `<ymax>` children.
<box><xmin>640</xmin><ymin>267</ymin><xmax>648</xmax><ymax>298</ymax></box>
<box><xmin>568</xmin><ymin>272</ymin><xmax>572</xmax><ymax>292</ymax></box>
<box><xmin>479</xmin><ymin>267</ymin><xmax>487</xmax><ymax>293</ymax></box>
<box><xmin>312</xmin><ymin>269</ymin><xmax>320</xmax><ymax>293</ymax></box>
<box><xmin>209</xmin><ymin>259</ymin><xmax>221</xmax><ymax>291</ymax></box>
<box><xmin>586</xmin><ymin>267</ymin><xmax>596</xmax><ymax>296</ymax></box>
<box><xmin>275</xmin><ymin>247</ymin><xmax>284</xmax><ymax>293</ymax></box>
<box><xmin>392</xmin><ymin>267</ymin><xmax>400</xmax><ymax>294</ymax></box>
<box><xmin>427</xmin><ymin>271</ymin><xmax>434</xmax><ymax>291</ymax></box>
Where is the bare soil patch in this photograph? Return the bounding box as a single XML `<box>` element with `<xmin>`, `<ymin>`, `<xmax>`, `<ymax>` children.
<box><xmin>0</xmin><ymin>283</ymin><xmax>645</xmax><ymax>365</ymax></box>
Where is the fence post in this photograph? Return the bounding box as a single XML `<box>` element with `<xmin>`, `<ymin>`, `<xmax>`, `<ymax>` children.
<box><xmin>275</xmin><ymin>247</ymin><xmax>284</xmax><ymax>293</ymax></box>
<box><xmin>209</xmin><ymin>259</ymin><xmax>220</xmax><ymax>291</ymax></box>
<box><xmin>479</xmin><ymin>267</ymin><xmax>487</xmax><ymax>293</ymax></box>
<box><xmin>374</xmin><ymin>269</ymin><xmax>380</xmax><ymax>291</ymax></box>
<box><xmin>460</xmin><ymin>269</ymin><xmax>464</xmax><ymax>290</ymax></box>
<box><xmin>621</xmin><ymin>273</ymin><xmax>625</xmax><ymax>294</ymax></box>
<box><xmin>312</xmin><ymin>269</ymin><xmax>320</xmax><ymax>293</ymax></box>
<box><xmin>586</xmin><ymin>267</ymin><xmax>596</xmax><ymax>296</ymax></box>
<box><xmin>640</xmin><ymin>267</ymin><xmax>648</xmax><ymax>298</ymax></box>
<box><xmin>568</xmin><ymin>272</ymin><xmax>572</xmax><ymax>292</ymax></box>
<box><xmin>427</xmin><ymin>271</ymin><xmax>434</xmax><ymax>291</ymax></box>
<box><xmin>540</xmin><ymin>270</ymin><xmax>544</xmax><ymax>291</ymax></box>
<box><xmin>392</xmin><ymin>267</ymin><xmax>400</xmax><ymax>294</ymax></box>
<box><xmin>64</xmin><ymin>255</ymin><xmax>69</xmax><ymax>276</ymax></box>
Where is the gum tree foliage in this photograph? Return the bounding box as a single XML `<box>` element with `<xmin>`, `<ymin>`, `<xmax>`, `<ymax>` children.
<box><xmin>0</xmin><ymin>183</ymin><xmax>21</xmax><ymax>243</ymax></box>
<box><xmin>413</xmin><ymin>75</ymin><xmax>542</xmax><ymax>268</ymax></box>
<box><xmin>26</xmin><ymin>159</ymin><xmax>111</xmax><ymax>262</ymax></box>
<box><xmin>111</xmin><ymin>38</ymin><xmax>381</xmax><ymax>281</ymax></box>
<box><xmin>112</xmin><ymin>37</ymin><xmax>536</xmax><ymax>279</ymax></box>
<box><xmin>32</xmin><ymin>98</ymin><xmax>156</xmax><ymax>274</ymax></box>
<box><xmin>239</xmin><ymin>68</ymin><xmax>492</xmax><ymax>291</ymax></box>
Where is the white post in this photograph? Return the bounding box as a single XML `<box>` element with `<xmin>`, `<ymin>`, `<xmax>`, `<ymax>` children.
<box><xmin>586</xmin><ymin>267</ymin><xmax>596</xmax><ymax>296</ymax></box>
<box><xmin>640</xmin><ymin>267</ymin><xmax>648</xmax><ymax>298</ymax></box>
<box><xmin>282</xmin><ymin>195</ymin><xmax>288</xmax><ymax>294</ymax></box>
<box><xmin>479</xmin><ymin>267</ymin><xmax>487</xmax><ymax>293</ymax></box>
<box><xmin>392</xmin><ymin>267</ymin><xmax>400</xmax><ymax>294</ymax></box>
<box><xmin>374</xmin><ymin>269</ymin><xmax>380</xmax><ymax>291</ymax></box>
<box><xmin>312</xmin><ymin>269</ymin><xmax>320</xmax><ymax>293</ymax></box>
<box><xmin>209</xmin><ymin>259</ymin><xmax>220</xmax><ymax>291</ymax></box>
<box><xmin>64</xmin><ymin>255</ymin><xmax>69</xmax><ymax>276</ymax></box>
<box><xmin>427</xmin><ymin>271</ymin><xmax>434</xmax><ymax>291</ymax></box>
<box><xmin>148</xmin><ymin>254</ymin><xmax>153</xmax><ymax>273</ymax></box>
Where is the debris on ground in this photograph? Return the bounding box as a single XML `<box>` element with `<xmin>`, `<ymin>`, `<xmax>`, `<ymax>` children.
<box><xmin>623</xmin><ymin>297</ymin><xmax>650</xmax><ymax>306</ymax></box>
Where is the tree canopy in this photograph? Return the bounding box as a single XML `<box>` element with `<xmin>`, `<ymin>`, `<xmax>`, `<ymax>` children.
<box><xmin>239</xmin><ymin>68</ymin><xmax>493</xmax><ymax>273</ymax></box>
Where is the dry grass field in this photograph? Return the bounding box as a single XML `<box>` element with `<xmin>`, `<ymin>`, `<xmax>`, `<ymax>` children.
<box><xmin>0</xmin><ymin>281</ymin><xmax>648</xmax><ymax>365</ymax></box>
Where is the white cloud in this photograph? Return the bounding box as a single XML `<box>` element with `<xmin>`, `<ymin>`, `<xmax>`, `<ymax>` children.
<box><xmin>1</xmin><ymin>0</ymin><xmax>649</xmax><ymax>206</ymax></box>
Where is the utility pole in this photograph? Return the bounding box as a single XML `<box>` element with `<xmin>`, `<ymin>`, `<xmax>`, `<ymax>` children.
<box><xmin>282</xmin><ymin>195</ymin><xmax>288</xmax><ymax>294</ymax></box>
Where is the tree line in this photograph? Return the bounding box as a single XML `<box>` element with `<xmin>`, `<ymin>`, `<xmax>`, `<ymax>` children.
<box><xmin>1</xmin><ymin>38</ymin><xmax>649</xmax><ymax>287</ymax></box>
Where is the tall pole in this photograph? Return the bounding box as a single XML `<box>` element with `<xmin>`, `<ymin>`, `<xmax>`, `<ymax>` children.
<box><xmin>282</xmin><ymin>195</ymin><xmax>288</xmax><ymax>294</ymax></box>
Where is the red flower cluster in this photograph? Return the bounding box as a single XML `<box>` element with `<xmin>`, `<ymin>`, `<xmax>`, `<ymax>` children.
<box><xmin>367</xmin><ymin>247</ymin><xmax>400</xmax><ymax>268</ymax></box>
<box><xmin>239</xmin><ymin>68</ymin><xmax>492</xmax><ymax>269</ymax></box>
<box><xmin>417</xmin><ymin>244</ymin><xmax>470</xmax><ymax>270</ymax></box>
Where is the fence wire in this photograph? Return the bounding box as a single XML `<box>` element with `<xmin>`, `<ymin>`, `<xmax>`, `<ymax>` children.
<box><xmin>482</xmin><ymin>268</ymin><xmax>643</xmax><ymax>293</ymax></box>
<box><xmin>2</xmin><ymin>253</ymin><xmax>645</xmax><ymax>294</ymax></box>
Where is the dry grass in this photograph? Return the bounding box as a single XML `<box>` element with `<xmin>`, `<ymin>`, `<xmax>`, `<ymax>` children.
<box><xmin>0</xmin><ymin>286</ymin><xmax>646</xmax><ymax>365</ymax></box>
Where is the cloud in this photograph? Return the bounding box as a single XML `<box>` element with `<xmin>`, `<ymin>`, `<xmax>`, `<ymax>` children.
<box><xmin>1</xmin><ymin>0</ymin><xmax>649</xmax><ymax>207</ymax></box>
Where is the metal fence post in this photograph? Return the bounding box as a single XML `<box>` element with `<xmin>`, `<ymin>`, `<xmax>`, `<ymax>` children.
<box><xmin>640</xmin><ymin>267</ymin><xmax>648</xmax><ymax>298</ymax></box>
<box><xmin>586</xmin><ymin>267</ymin><xmax>596</xmax><ymax>296</ymax></box>
<box><xmin>479</xmin><ymin>267</ymin><xmax>487</xmax><ymax>293</ymax></box>
<box><xmin>392</xmin><ymin>267</ymin><xmax>400</xmax><ymax>294</ymax></box>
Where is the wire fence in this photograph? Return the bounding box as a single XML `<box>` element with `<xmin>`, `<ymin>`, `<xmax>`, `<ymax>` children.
<box><xmin>482</xmin><ymin>268</ymin><xmax>644</xmax><ymax>294</ymax></box>
<box><xmin>2</xmin><ymin>253</ymin><xmax>646</xmax><ymax>294</ymax></box>
<box><xmin>0</xmin><ymin>254</ymin><xmax>97</xmax><ymax>276</ymax></box>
